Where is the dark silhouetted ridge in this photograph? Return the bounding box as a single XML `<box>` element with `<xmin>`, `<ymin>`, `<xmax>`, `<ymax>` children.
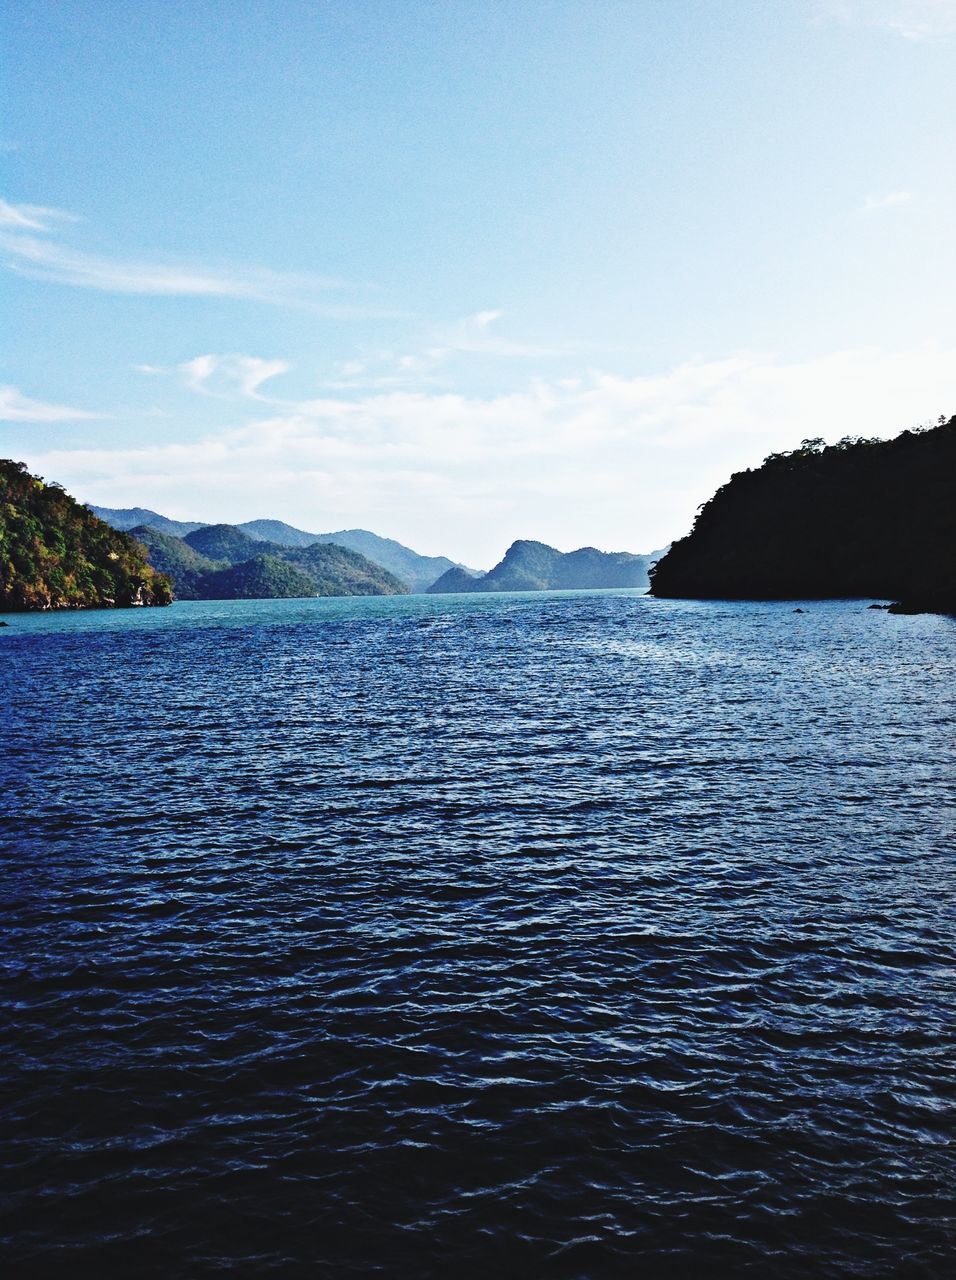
<box><xmin>649</xmin><ymin>417</ymin><xmax>956</xmax><ymax>611</ymax></box>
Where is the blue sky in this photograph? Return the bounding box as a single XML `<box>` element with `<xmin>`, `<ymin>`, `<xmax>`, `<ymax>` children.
<box><xmin>3</xmin><ymin>0</ymin><xmax>955</xmax><ymax>564</ymax></box>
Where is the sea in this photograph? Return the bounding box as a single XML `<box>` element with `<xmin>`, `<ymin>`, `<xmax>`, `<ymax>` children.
<box><xmin>1</xmin><ymin>590</ymin><xmax>954</xmax><ymax>1278</ymax></box>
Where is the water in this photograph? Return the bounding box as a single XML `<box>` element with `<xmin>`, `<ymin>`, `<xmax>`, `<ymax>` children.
<box><xmin>2</xmin><ymin>591</ymin><xmax>954</xmax><ymax>1278</ymax></box>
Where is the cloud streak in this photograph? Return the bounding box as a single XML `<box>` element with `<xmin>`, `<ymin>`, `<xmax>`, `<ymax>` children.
<box><xmin>816</xmin><ymin>1</ymin><xmax>956</xmax><ymax>41</ymax></box>
<box><xmin>0</xmin><ymin>384</ymin><xmax>104</xmax><ymax>422</ymax></box>
<box><xmin>860</xmin><ymin>190</ymin><xmax>913</xmax><ymax>213</ymax></box>
<box><xmin>318</xmin><ymin>311</ymin><xmax>569</xmax><ymax>391</ymax></box>
<box><xmin>0</xmin><ymin>198</ymin><xmax>78</xmax><ymax>231</ymax></box>
<box><xmin>1</xmin><ymin>197</ymin><xmax>403</xmax><ymax>316</ymax></box>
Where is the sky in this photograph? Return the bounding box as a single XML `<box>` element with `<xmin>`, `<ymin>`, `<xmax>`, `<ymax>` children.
<box><xmin>3</xmin><ymin>0</ymin><xmax>955</xmax><ymax>566</ymax></box>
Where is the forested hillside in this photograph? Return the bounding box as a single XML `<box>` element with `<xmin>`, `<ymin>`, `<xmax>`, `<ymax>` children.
<box><xmin>131</xmin><ymin>522</ymin><xmax>410</xmax><ymax>598</ymax></box>
<box><xmin>1</xmin><ymin>460</ymin><xmax>172</xmax><ymax>611</ymax></box>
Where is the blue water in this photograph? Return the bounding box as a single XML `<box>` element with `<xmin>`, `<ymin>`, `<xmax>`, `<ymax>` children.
<box><xmin>2</xmin><ymin>591</ymin><xmax>954</xmax><ymax>1278</ymax></box>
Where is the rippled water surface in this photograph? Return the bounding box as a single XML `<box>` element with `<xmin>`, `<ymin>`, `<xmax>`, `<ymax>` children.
<box><xmin>2</xmin><ymin>592</ymin><xmax>955</xmax><ymax>1278</ymax></box>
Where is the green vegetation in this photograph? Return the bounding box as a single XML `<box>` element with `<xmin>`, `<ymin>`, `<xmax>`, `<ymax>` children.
<box><xmin>197</xmin><ymin>554</ymin><xmax>321</xmax><ymax>599</ymax></box>
<box><xmin>282</xmin><ymin>542</ymin><xmax>411</xmax><ymax>595</ymax></box>
<box><xmin>128</xmin><ymin>525</ymin><xmax>223</xmax><ymax>599</ymax></box>
<box><xmin>649</xmin><ymin>416</ymin><xmax>956</xmax><ymax>610</ymax></box>
<box><xmin>183</xmin><ymin>523</ymin><xmax>261</xmax><ymax>562</ymax></box>
<box><xmin>428</xmin><ymin>540</ymin><xmax>656</xmax><ymax>593</ymax></box>
<box><xmin>1</xmin><ymin>460</ymin><xmax>172</xmax><ymax>611</ymax></box>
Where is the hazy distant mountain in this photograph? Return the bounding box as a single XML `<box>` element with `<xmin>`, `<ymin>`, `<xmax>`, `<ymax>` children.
<box><xmin>87</xmin><ymin>505</ymin><xmax>205</xmax><ymax>538</ymax></box>
<box><xmin>426</xmin><ymin>566</ymin><xmax>483</xmax><ymax>593</ymax></box>
<box><xmin>307</xmin><ymin>530</ymin><xmax>473</xmax><ymax>593</ymax></box>
<box><xmin>238</xmin><ymin>519</ymin><xmax>467</xmax><ymax>589</ymax></box>
<box><xmin>132</xmin><ymin>522</ymin><xmax>408</xmax><ymax>599</ymax></box>
<box><xmin>237</xmin><ymin>519</ymin><xmax>323</xmax><ymax>548</ymax></box>
<box><xmin>428</xmin><ymin>540</ymin><xmax>659</xmax><ymax>593</ymax></box>
<box><xmin>92</xmin><ymin>505</ymin><xmax>470</xmax><ymax>591</ymax></box>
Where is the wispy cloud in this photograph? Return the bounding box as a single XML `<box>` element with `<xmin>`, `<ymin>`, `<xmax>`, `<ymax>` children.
<box><xmin>0</xmin><ymin>198</ymin><xmax>78</xmax><ymax>232</ymax></box>
<box><xmin>815</xmin><ymin>1</ymin><xmax>956</xmax><ymax>40</ymax></box>
<box><xmin>0</xmin><ymin>196</ymin><xmax>403</xmax><ymax>316</ymax></box>
<box><xmin>430</xmin><ymin>309</ymin><xmax>562</xmax><ymax>360</ymax></box>
<box><xmin>135</xmin><ymin>354</ymin><xmax>293</xmax><ymax>400</ymax></box>
<box><xmin>860</xmin><ymin>190</ymin><xmax>913</xmax><ymax>213</ymax></box>
<box><xmin>27</xmin><ymin>346</ymin><xmax>956</xmax><ymax>564</ymax></box>
<box><xmin>318</xmin><ymin>310</ymin><xmax>566</xmax><ymax>390</ymax></box>
<box><xmin>179</xmin><ymin>354</ymin><xmax>292</xmax><ymax>399</ymax></box>
<box><xmin>0</xmin><ymin>384</ymin><xmax>103</xmax><ymax>422</ymax></box>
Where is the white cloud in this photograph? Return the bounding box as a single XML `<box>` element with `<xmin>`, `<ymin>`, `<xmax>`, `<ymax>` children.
<box><xmin>25</xmin><ymin>346</ymin><xmax>956</xmax><ymax>565</ymax></box>
<box><xmin>472</xmin><ymin>309</ymin><xmax>503</xmax><ymax>329</ymax></box>
<box><xmin>179</xmin><ymin>354</ymin><xmax>292</xmax><ymax>399</ymax></box>
<box><xmin>861</xmin><ymin>190</ymin><xmax>913</xmax><ymax>212</ymax></box>
<box><xmin>0</xmin><ymin>384</ymin><xmax>103</xmax><ymax>422</ymax></box>
<box><xmin>320</xmin><ymin>311</ymin><xmax>565</xmax><ymax>391</ymax></box>
<box><xmin>815</xmin><ymin>0</ymin><xmax>956</xmax><ymax>40</ymax></box>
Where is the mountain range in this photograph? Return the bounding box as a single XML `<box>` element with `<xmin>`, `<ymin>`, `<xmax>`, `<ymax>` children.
<box><xmin>129</xmin><ymin>523</ymin><xmax>408</xmax><ymax>599</ymax></box>
<box><xmin>89</xmin><ymin>507</ymin><xmax>472</xmax><ymax>593</ymax></box>
<box><xmin>427</xmin><ymin>539</ymin><xmax>668</xmax><ymax>593</ymax></box>
<box><xmin>92</xmin><ymin>505</ymin><xmax>668</xmax><ymax>599</ymax></box>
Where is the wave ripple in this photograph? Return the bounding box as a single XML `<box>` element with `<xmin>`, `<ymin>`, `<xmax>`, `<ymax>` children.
<box><xmin>2</xmin><ymin>594</ymin><xmax>955</xmax><ymax>1277</ymax></box>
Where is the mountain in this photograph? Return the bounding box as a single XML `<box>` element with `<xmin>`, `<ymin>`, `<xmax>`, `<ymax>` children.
<box><xmin>302</xmin><ymin>529</ymin><xmax>470</xmax><ymax>593</ymax></box>
<box><xmin>92</xmin><ymin>506</ymin><xmax>470</xmax><ymax>591</ymax></box>
<box><xmin>237</xmin><ymin>519</ymin><xmax>324</xmax><ymax>548</ymax></box>
<box><xmin>238</xmin><ymin>519</ymin><xmax>470</xmax><ymax>589</ymax></box>
<box><xmin>280</xmin><ymin>543</ymin><xmax>410</xmax><ymax>596</ymax></box>
<box><xmin>183</xmin><ymin>523</ymin><xmax>262</xmax><ymax>563</ymax></box>
<box><xmin>649</xmin><ymin>417</ymin><xmax>956</xmax><ymax>610</ymax></box>
<box><xmin>128</xmin><ymin>525</ymin><xmax>223</xmax><ymax>600</ymax></box>
<box><xmin>196</xmin><ymin>554</ymin><xmax>322</xmax><ymax>600</ymax></box>
<box><xmin>1</xmin><ymin>461</ymin><xmax>171</xmax><ymax>611</ymax></box>
<box><xmin>427</xmin><ymin>540</ymin><xmax>658</xmax><ymax>593</ymax></box>
<box><xmin>87</xmin><ymin>505</ymin><xmax>205</xmax><ymax>537</ymax></box>
<box><xmin>131</xmin><ymin>523</ymin><xmax>408</xmax><ymax>598</ymax></box>
<box><xmin>427</xmin><ymin>566</ymin><xmax>483</xmax><ymax>593</ymax></box>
